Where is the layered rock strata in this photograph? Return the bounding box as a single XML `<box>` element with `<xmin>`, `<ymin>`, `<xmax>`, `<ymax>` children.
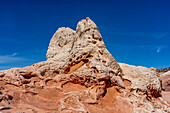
<box><xmin>0</xmin><ymin>17</ymin><xmax>169</xmax><ymax>113</ymax></box>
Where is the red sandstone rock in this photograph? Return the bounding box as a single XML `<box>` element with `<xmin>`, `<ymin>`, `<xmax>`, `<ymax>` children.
<box><xmin>0</xmin><ymin>17</ymin><xmax>169</xmax><ymax>113</ymax></box>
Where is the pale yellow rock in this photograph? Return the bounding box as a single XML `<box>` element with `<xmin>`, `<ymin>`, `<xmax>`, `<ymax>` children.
<box><xmin>119</xmin><ymin>63</ymin><xmax>161</xmax><ymax>92</ymax></box>
<box><xmin>46</xmin><ymin>17</ymin><xmax>124</xmax><ymax>87</ymax></box>
<box><xmin>0</xmin><ymin>17</ymin><xmax>124</xmax><ymax>88</ymax></box>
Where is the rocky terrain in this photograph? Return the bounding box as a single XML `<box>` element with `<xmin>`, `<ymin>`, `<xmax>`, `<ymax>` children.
<box><xmin>0</xmin><ymin>17</ymin><xmax>169</xmax><ymax>113</ymax></box>
<box><xmin>157</xmin><ymin>67</ymin><xmax>170</xmax><ymax>73</ymax></box>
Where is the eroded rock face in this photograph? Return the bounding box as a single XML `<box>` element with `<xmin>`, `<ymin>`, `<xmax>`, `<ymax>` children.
<box><xmin>0</xmin><ymin>61</ymin><xmax>48</xmax><ymax>85</ymax></box>
<box><xmin>119</xmin><ymin>63</ymin><xmax>161</xmax><ymax>94</ymax></box>
<box><xmin>46</xmin><ymin>17</ymin><xmax>124</xmax><ymax>87</ymax></box>
<box><xmin>0</xmin><ymin>17</ymin><xmax>169</xmax><ymax>113</ymax></box>
<box><xmin>159</xmin><ymin>71</ymin><xmax>170</xmax><ymax>105</ymax></box>
<box><xmin>160</xmin><ymin>71</ymin><xmax>170</xmax><ymax>91</ymax></box>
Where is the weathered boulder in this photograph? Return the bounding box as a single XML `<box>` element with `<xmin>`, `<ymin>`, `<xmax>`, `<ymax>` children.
<box><xmin>160</xmin><ymin>71</ymin><xmax>170</xmax><ymax>91</ymax></box>
<box><xmin>0</xmin><ymin>62</ymin><xmax>48</xmax><ymax>85</ymax></box>
<box><xmin>119</xmin><ymin>63</ymin><xmax>161</xmax><ymax>94</ymax></box>
<box><xmin>159</xmin><ymin>71</ymin><xmax>170</xmax><ymax>105</ymax></box>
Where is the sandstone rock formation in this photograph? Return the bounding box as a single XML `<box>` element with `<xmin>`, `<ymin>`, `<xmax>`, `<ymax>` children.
<box><xmin>159</xmin><ymin>71</ymin><xmax>170</xmax><ymax>104</ymax></box>
<box><xmin>0</xmin><ymin>17</ymin><xmax>169</xmax><ymax>113</ymax></box>
<box><xmin>160</xmin><ymin>71</ymin><xmax>170</xmax><ymax>91</ymax></box>
<box><xmin>119</xmin><ymin>63</ymin><xmax>161</xmax><ymax>96</ymax></box>
<box><xmin>157</xmin><ymin>67</ymin><xmax>170</xmax><ymax>73</ymax></box>
<box><xmin>46</xmin><ymin>17</ymin><xmax>124</xmax><ymax>87</ymax></box>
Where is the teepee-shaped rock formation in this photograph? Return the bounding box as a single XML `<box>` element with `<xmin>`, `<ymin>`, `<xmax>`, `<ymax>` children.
<box><xmin>46</xmin><ymin>17</ymin><xmax>124</xmax><ymax>87</ymax></box>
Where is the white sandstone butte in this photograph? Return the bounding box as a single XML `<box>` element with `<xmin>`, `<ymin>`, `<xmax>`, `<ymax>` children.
<box><xmin>46</xmin><ymin>17</ymin><xmax>124</xmax><ymax>87</ymax></box>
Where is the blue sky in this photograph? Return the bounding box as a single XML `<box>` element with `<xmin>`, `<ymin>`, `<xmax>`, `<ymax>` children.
<box><xmin>0</xmin><ymin>0</ymin><xmax>170</xmax><ymax>70</ymax></box>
